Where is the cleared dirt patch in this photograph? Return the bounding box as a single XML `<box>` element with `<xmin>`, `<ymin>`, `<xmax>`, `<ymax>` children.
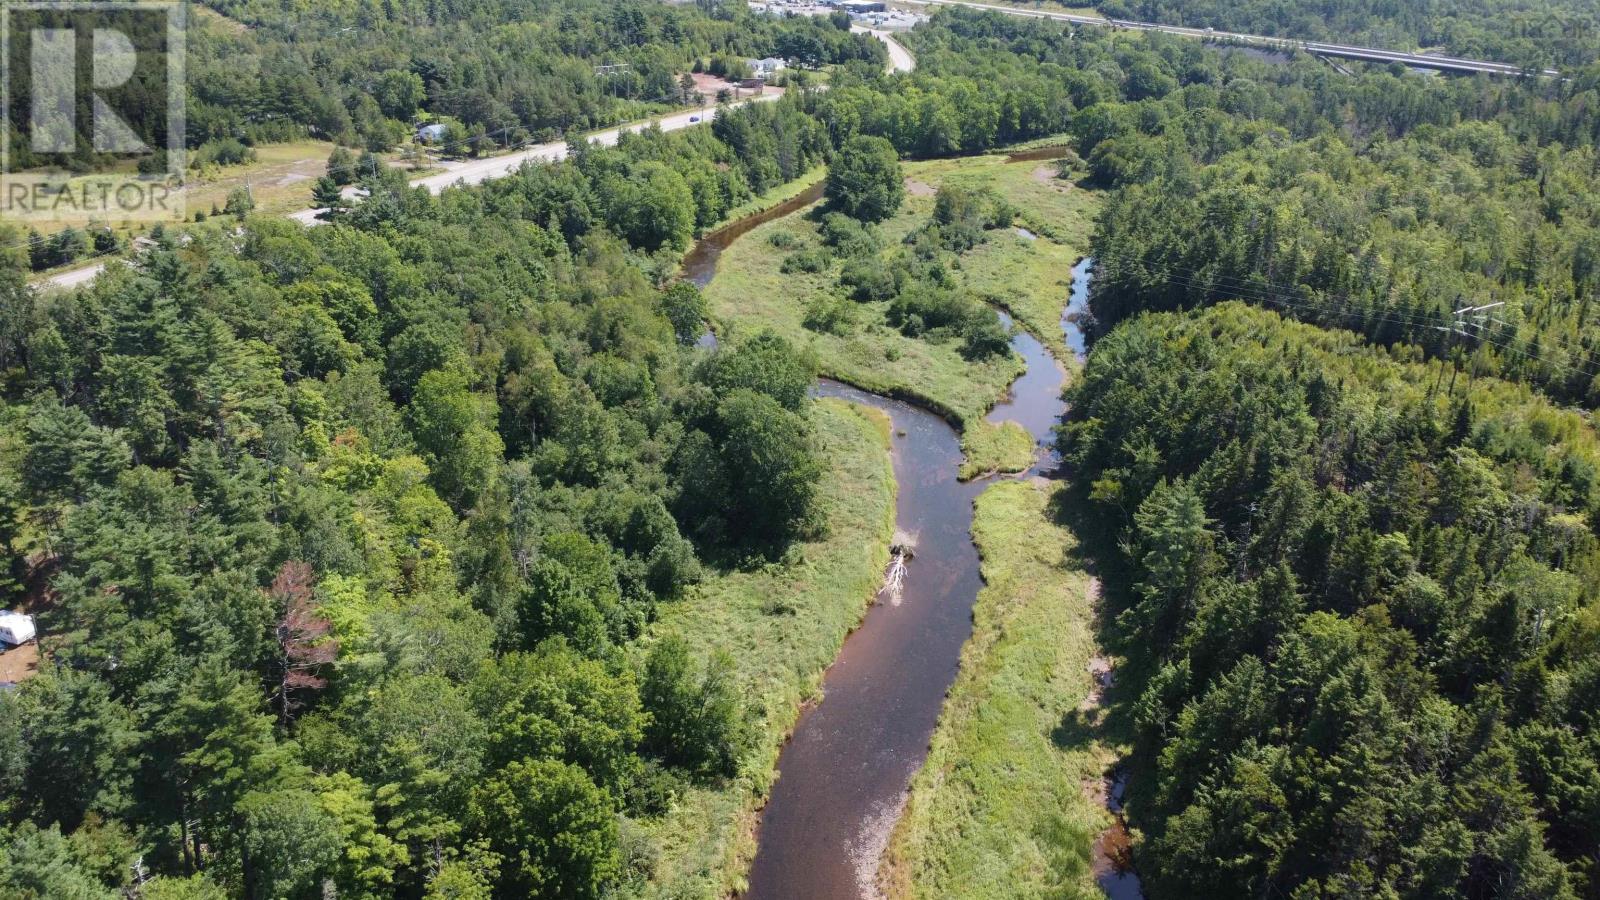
<box><xmin>904</xmin><ymin>177</ymin><xmax>936</xmax><ymax>197</ymax></box>
<box><xmin>0</xmin><ymin>643</ymin><xmax>39</xmax><ymax>684</ymax></box>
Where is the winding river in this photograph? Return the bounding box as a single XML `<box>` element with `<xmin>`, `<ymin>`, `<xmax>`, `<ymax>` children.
<box><xmin>686</xmin><ymin>199</ymin><xmax>1134</xmax><ymax>898</ymax></box>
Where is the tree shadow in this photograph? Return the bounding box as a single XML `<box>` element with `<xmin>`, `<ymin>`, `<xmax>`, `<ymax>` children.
<box><xmin>1043</xmin><ymin>477</ymin><xmax>1151</xmax><ymax>804</ymax></box>
<box><xmin>1051</xmin><ymin>706</ymin><xmax>1099</xmax><ymax>752</ymax></box>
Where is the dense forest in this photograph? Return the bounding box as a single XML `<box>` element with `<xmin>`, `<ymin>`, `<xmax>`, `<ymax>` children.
<box><xmin>1061</xmin><ymin>304</ymin><xmax>1600</xmax><ymax>897</ymax></box>
<box><xmin>182</xmin><ymin>0</ymin><xmax>879</xmax><ymax>151</ymax></box>
<box><xmin>1088</xmin><ymin>106</ymin><xmax>1600</xmax><ymax>406</ymax></box>
<box><xmin>920</xmin><ymin>3</ymin><xmax>1600</xmax><ymax>410</ymax></box>
<box><xmin>3</xmin><ymin>0</ymin><xmax>883</xmax><ymax>172</ymax></box>
<box><xmin>0</xmin><ymin>158</ymin><xmax>830</xmax><ymax>896</ymax></box>
<box><xmin>935</xmin><ymin>3</ymin><xmax>1600</xmax><ymax>896</ymax></box>
<box><xmin>0</xmin><ymin>55</ymin><xmax>861</xmax><ymax>900</ymax></box>
<box><xmin>4</xmin><ymin>2</ymin><xmax>1600</xmax><ymax>897</ymax></box>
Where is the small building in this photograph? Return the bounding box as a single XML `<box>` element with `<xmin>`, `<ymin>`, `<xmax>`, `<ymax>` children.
<box><xmin>842</xmin><ymin>1</ymin><xmax>887</xmax><ymax>12</ymax></box>
<box><xmin>416</xmin><ymin>123</ymin><xmax>449</xmax><ymax>144</ymax></box>
<box><xmin>751</xmin><ymin>57</ymin><xmax>787</xmax><ymax>77</ymax></box>
<box><xmin>0</xmin><ymin>613</ymin><xmax>36</xmax><ymax>647</ymax></box>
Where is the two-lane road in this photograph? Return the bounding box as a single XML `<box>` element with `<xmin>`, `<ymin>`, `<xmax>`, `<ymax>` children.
<box><xmin>38</xmin><ymin>29</ymin><xmax>913</xmax><ymax>291</ymax></box>
<box><xmin>286</xmin><ymin>96</ymin><xmax>784</xmax><ymax>226</ymax></box>
<box><xmin>861</xmin><ymin>27</ymin><xmax>917</xmax><ymax>73</ymax></box>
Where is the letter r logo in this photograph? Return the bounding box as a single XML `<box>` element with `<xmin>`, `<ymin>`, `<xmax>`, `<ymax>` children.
<box><xmin>2</xmin><ymin>2</ymin><xmax>187</xmax><ymax>224</ymax></box>
<box><xmin>30</xmin><ymin>26</ymin><xmax>149</xmax><ymax>153</ymax></box>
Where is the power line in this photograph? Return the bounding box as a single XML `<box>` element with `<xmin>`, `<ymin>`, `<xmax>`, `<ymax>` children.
<box><xmin>1086</xmin><ymin>246</ymin><xmax>1600</xmax><ymax>383</ymax></box>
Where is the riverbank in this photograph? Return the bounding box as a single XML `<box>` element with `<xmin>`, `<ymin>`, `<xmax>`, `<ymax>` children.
<box><xmin>702</xmin><ymin>152</ymin><xmax>1098</xmax><ymax>425</ymax></box>
<box><xmin>638</xmin><ymin>398</ymin><xmax>897</xmax><ymax>898</ymax></box>
<box><xmin>702</xmin><ymin>198</ymin><xmax>1022</xmax><ymax>426</ymax></box>
<box><xmin>958</xmin><ymin>420</ymin><xmax>1036</xmax><ymax>480</ymax></box>
<box><xmin>906</xmin><ymin>152</ymin><xmax>1097</xmax><ymax>362</ymax></box>
<box><xmin>880</xmin><ymin>479</ymin><xmax>1115</xmax><ymax>899</ymax></box>
<box><xmin>706</xmin><ymin>166</ymin><xmax>829</xmax><ymax>238</ymax></box>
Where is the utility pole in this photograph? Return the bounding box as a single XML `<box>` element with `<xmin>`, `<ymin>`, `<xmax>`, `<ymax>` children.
<box><xmin>1433</xmin><ymin>301</ymin><xmax>1506</xmax><ymax>396</ymax></box>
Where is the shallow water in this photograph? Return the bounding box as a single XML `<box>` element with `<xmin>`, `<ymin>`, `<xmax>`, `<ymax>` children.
<box><xmin>681</xmin><ymin>181</ymin><xmax>828</xmax><ymax>288</ymax></box>
<box><xmin>1062</xmin><ymin>256</ymin><xmax>1094</xmax><ymax>359</ymax></box>
<box><xmin>745</xmin><ymin>379</ymin><xmax>988</xmax><ymax>899</ymax></box>
<box><xmin>1005</xmin><ymin>144</ymin><xmax>1071</xmax><ymax>164</ymax></box>
<box><xmin>986</xmin><ymin>310</ymin><xmax>1068</xmax><ymax>473</ymax></box>
<box><xmin>686</xmin><ymin>191</ymin><xmax>1137</xmax><ymax>897</ymax></box>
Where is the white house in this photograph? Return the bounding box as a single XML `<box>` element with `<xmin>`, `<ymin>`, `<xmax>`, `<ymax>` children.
<box><xmin>751</xmin><ymin>57</ymin><xmax>787</xmax><ymax>78</ymax></box>
<box><xmin>0</xmin><ymin>613</ymin><xmax>36</xmax><ymax>647</ymax></box>
<box><xmin>416</xmin><ymin>123</ymin><xmax>449</xmax><ymax>144</ymax></box>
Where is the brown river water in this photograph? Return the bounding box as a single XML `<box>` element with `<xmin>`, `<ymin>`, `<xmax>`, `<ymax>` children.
<box><xmin>684</xmin><ymin>192</ymin><xmax>1139</xmax><ymax>898</ymax></box>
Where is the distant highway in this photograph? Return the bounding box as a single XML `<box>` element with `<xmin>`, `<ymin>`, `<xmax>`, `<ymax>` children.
<box><xmin>899</xmin><ymin>0</ymin><xmax>1562</xmax><ymax>78</ymax></box>
<box><xmin>284</xmin><ymin>95</ymin><xmax>783</xmax><ymax>226</ymax></box>
<box><xmin>860</xmin><ymin>27</ymin><xmax>916</xmax><ymax>72</ymax></box>
<box><xmin>39</xmin><ymin>260</ymin><xmax>110</xmax><ymax>290</ymax></box>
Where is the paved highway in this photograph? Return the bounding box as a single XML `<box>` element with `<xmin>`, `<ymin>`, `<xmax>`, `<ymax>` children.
<box><xmin>900</xmin><ymin>0</ymin><xmax>1561</xmax><ymax>78</ymax></box>
<box><xmin>863</xmin><ymin>28</ymin><xmax>917</xmax><ymax>73</ymax></box>
<box><xmin>287</xmin><ymin>95</ymin><xmax>784</xmax><ymax>226</ymax></box>
<box><xmin>40</xmin><ymin>259</ymin><xmax>110</xmax><ymax>290</ymax></box>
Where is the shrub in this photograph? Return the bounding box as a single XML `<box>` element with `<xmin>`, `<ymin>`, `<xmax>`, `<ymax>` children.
<box><xmin>780</xmin><ymin>249</ymin><xmax>830</xmax><ymax>274</ymax></box>
<box><xmin>817</xmin><ymin>212</ymin><xmax>882</xmax><ymax>257</ymax></box>
<box><xmin>803</xmin><ymin>294</ymin><xmax>857</xmax><ymax>335</ymax></box>
<box><xmin>840</xmin><ymin>257</ymin><xmax>901</xmax><ymax>302</ymax></box>
<box><xmin>768</xmin><ymin>230</ymin><xmax>801</xmax><ymax>250</ymax></box>
<box><xmin>889</xmin><ymin>282</ymin><xmax>972</xmax><ymax>335</ymax></box>
<box><xmin>961</xmin><ymin>309</ymin><xmax>1012</xmax><ymax>360</ymax></box>
<box><xmin>191</xmin><ymin>137</ymin><xmax>257</xmax><ymax>169</ymax></box>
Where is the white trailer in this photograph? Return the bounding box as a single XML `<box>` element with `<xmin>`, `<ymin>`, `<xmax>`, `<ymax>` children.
<box><xmin>0</xmin><ymin>613</ymin><xmax>36</xmax><ymax>647</ymax></box>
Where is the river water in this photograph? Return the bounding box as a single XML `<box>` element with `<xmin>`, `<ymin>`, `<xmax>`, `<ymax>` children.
<box><xmin>682</xmin><ymin>192</ymin><xmax>1136</xmax><ymax>898</ymax></box>
<box><xmin>747</xmin><ymin>378</ymin><xmax>990</xmax><ymax>898</ymax></box>
<box><xmin>682</xmin><ymin>181</ymin><xmax>828</xmax><ymax>290</ymax></box>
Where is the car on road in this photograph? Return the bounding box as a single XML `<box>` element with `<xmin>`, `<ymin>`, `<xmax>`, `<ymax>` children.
<box><xmin>690</xmin><ymin>115</ymin><xmax>701</xmax><ymax>122</ymax></box>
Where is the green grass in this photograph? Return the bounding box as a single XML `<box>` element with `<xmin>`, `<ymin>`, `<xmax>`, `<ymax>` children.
<box><xmin>710</xmin><ymin>166</ymin><xmax>827</xmax><ymax>232</ymax></box>
<box><xmin>881</xmin><ymin>479</ymin><xmax>1111</xmax><ymax>900</ymax></box>
<box><xmin>705</xmin><ymin>153</ymin><xmax>1098</xmax><ymax>425</ymax></box>
<box><xmin>705</xmin><ymin>207</ymin><xmax>1022</xmax><ymax>425</ymax></box>
<box><xmin>636</xmin><ymin>397</ymin><xmax>896</xmax><ymax>899</ymax></box>
<box><xmin>904</xmin><ymin>153</ymin><xmax>1099</xmax><ymax>362</ymax></box>
<box><xmin>958</xmin><ymin>420</ymin><xmax>1037</xmax><ymax>480</ymax></box>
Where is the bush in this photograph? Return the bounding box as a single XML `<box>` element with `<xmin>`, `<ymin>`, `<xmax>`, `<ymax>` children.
<box><xmin>961</xmin><ymin>309</ymin><xmax>1012</xmax><ymax>360</ymax></box>
<box><xmin>780</xmin><ymin>249</ymin><xmax>830</xmax><ymax>274</ymax></box>
<box><xmin>929</xmin><ymin>184</ymin><xmax>1013</xmax><ymax>252</ymax></box>
<box><xmin>803</xmin><ymin>294</ymin><xmax>857</xmax><ymax>335</ymax></box>
<box><xmin>191</xmin><ymin>137</ymin><xmax>256</xmax><ymax>169</ymax></box>
<box><xmin>889</xmin><ymin>282</ymin><xmax>973</xmax><ymax>335</ymax></box>
<box><xmin>817</xmin><ymin>212</ymin><xmax>882</xmax><ymax>257</ymax></box>
<box><xmin>1053</xmin><ymin>149</ymin><xmax>1085</xmax><ymax>177</ymax></box>
<box><xmin>768</xmin><ymin>230</ymin><xmax>802</xmax><ymax>250</ymax></box>
<box><xmin>840</xmin><ymin>257</ymin><xmax>900</xmax><ymax>302</ymax></box>
<box><xmin>707</xmin><ymin>55</ymin><xmax>753</xmax><ymax>81</ymax></box>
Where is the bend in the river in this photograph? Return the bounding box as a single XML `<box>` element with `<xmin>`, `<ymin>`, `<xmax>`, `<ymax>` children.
<box><xmin>686</xmin><ymin>196</ymin><xmax>1129</xmax><ymax>898</ymax></box>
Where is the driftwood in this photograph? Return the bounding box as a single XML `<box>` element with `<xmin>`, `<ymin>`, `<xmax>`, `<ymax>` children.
<box><xmin>881</xmin><ymin>543</ymin><xmax>914</xmax><ymax>603</ymax></box>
